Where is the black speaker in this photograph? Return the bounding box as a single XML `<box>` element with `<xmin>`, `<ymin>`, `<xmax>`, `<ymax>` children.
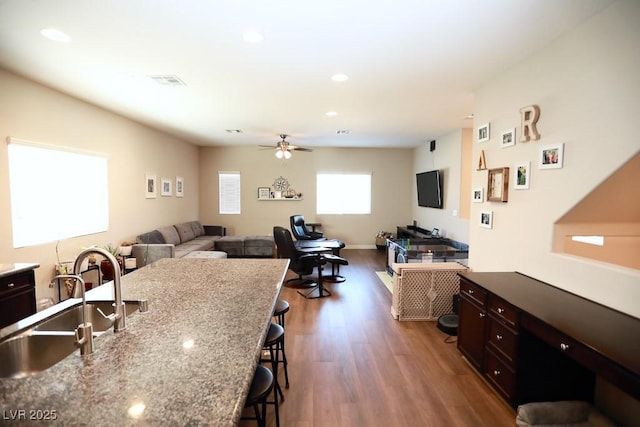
<box><xmin>429</xmin><ymin>140</ymin><xmax>436</xmax><ymax>152</ymax></box>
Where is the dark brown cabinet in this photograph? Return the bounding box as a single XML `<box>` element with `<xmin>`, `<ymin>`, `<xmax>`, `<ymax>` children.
<box><xmin>0</xmin><ymin>265</ymin><xmax>38</xmax><ymax>329</ymax></box>
<box><xmin>457</xmin><ymin>278</ymin><xmax>487</xmax><ymax>371</ymax></box>
<box><xmin>457</xmin><ymin>272</ymin><xmax>640</xmax><ymax>407</ymax></box>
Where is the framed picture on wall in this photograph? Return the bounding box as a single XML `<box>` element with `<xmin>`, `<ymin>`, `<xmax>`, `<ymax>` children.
<box><xmin>539</xmin><ymin>143</ymin><xmax>564</xmax><ymax>169</ymax></box>
<box><xmin>514</xmin><ymin>162</ymin><xmax>530</xmax><ymax>190</ymax></box>
<box><xmin>161</xmin><ymin>178</ymin><xmax>172</xmax><ymax>196</ymax></box>
<box><xmin>176</xmin><ymin>176</ymin><xmax>184</xmax><ymax>197</ymax></box>
<box><xmin>258</xmin><ymin>187</ymin><xmax>271</xmax><ymax>199</ymax></box>
<box><xmin>145</xmin><ymin>173</ymin><xmax>156</xmax><ymax>199</ymax></box>
<box><xmin>479</xmin><ymin>211</ymin><xmax>493</xmax><ymax>229</ymax></box>
<box><xmin>472</xmin><ymin>188</ymin><xmax>484</xmax><ymax>203</ymax></box>
<box><xmin>501</xmin><ymin>128</ymin><xmax>516</xmax><ymax>148</ymax></box>
<box><xmin>477</xmin><ymin>123</ymin><xmax>490</xmax><ymax>143</ymax></box>
<box><xmin>487</xmin><ymin>167</ymin><xmax>509</xmax><ymax>202</ymax></box>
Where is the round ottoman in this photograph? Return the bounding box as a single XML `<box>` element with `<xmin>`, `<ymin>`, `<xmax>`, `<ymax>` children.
<box><xmin>183</xmin><ymin>251</ymin><xmax>227</xmax><ymax>259</ymax></box>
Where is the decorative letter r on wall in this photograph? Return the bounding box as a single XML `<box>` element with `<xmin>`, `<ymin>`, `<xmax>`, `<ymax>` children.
<box><xmin>520</xmin><ymin>105</ymin><xmax>540</xmax><ymax>142</ymax></box>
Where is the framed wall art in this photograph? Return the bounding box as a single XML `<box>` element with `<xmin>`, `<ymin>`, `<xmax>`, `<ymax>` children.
<box><xmin>161</xmin><ymin>178</ymin><xmax>172</xmax><ymax>196</ymax></box>
<box><xmin>145</xmin><ymin>173</ymin><xmax>157</xmax><ymax>199</ymax></box>
<box><xmin>539</xmin><ymin>143</ymin><xmax>564</xmax><ymax>169</ymax></box>
<box><xmin>472</xmin><ymin>188</ymin><xmax>484</xmax><ymax>203</ymax></box>
<box><xmin>176</xmin><ymin>176</ymin><xmax>184</xmax><ymax>197</ymax></box>
<box><xmin>477</xmin><ymin>123</ymin><xmax>490</xmax><ymax>143</ymax></box>
<box><xmin>479</xmin><ymin>211</ymin><xmax>493</xmax><ymax>229</ymax></box>
<box><xmin>258</xmin><ymin>187</ymin><xmax>271</xmax><ymax>199</ymax></box>
<box><xmin>501</xmin><ymin>128</ymin><xmax>516</xmax><ymax>148</ymax></box>
<box><xmin>514</xmin><ymin>161</ymin><xmax>530</xmax><ymax>190</ymax></box>
<box><xmin>487</xmin><ymin>167</ymin><xmax>509</xmax><ymax>202</ymax></box>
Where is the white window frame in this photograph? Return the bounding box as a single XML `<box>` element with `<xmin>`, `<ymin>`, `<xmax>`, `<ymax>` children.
<box><xmin>7</xmin><ymin>137</ymin><xmax>109</xmax><ymax>248</ymax></box>
<box><xmin>317</xmin><ymin>173</ymin><xmax>372</xmax><ymax>215</ymax></box>
<box><xmin>219</xmin><ymin>171</ymin><xmax>241</xmax><ymax>214</ymax></box>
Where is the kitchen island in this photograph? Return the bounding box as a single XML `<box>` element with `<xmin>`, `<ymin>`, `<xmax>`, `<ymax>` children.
<box><xmin>0</xmin><ymin>257</ymin><xmax>289</xmax><ymax>426</ymax></box>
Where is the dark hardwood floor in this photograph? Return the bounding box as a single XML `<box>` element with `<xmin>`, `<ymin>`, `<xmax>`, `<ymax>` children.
<box><xmin>240</xmin><ymin>249</ymin><xmax>515</xmax><ymax>427</ymax></box>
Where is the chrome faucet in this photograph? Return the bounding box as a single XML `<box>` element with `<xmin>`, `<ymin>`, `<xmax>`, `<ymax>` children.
<box><xmin>73</xmin><ymin>247</ymin><xmax>126</xmax><ymax>333</ymax></box>
<box><xmin>52</xmin><ymin>274</ymin><xmax>94</xmax><ymax>356</ymax></box>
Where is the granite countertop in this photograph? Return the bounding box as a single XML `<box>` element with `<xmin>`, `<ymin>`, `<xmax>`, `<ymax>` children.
<box><xmin>0</xmin><ymin>263</ymin><xmax>39</xmax><ymax>278</ymax></box>
<box><xmin>0</xmin><ymin>258</ymin><xmax>289</xmax><ymax>426</ymax></box>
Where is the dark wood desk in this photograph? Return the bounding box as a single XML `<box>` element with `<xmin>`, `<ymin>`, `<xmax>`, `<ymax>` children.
<box><xmin>457</xmin><ymin>272</ymin><xmax>640</xmax><ymax>407</ymax></box>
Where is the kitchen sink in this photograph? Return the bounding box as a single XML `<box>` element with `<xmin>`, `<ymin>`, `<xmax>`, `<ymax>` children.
<box><xmin>0</xmin><ymin>299</ymin><xmax>148</xmax><ymax>378</ymax></box>
<box><xmin>34</xmin><ymin>300</ymin><xmax>143</xmax><ymax>335</ymax></box>
<box><xmin>0</xmin><ymin>331</ymin><xmax>77</xmax><ymax>378</ymax></box>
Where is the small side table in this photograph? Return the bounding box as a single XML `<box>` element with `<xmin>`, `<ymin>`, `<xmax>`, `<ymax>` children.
<box><xmin>306</xmin><ymin>223</ymin><xmax>321</xmax><ymax>233</ymax></box>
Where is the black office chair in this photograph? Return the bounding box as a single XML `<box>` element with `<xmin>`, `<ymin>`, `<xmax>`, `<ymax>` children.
<box><xmin>273</xmin><ymin>226</ymin><xmax>325</xmax><ymax>288</ymax></box>
<box><xmin>290</xmin><ymin>215</ymin><xmax>324</xmax><ymax>240</ymax></box>
<box><xmin>274</xmin><ymin>226</ymin><xmax>348</xmax><ymax>299</ymax></box>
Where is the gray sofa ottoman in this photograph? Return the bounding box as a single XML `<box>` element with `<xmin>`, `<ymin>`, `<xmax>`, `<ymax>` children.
<box><xmin>244</xmin><ymin>236</ymin><xmax>275</xmax><ymax>257</ymax></box>
<box><xmin>214</xmin><ymin>236</ymin><xmax>245</xmax><ymax>257</ymax></box>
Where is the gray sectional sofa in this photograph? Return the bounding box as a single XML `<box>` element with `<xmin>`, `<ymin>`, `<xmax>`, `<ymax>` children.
<box><xmin>132</xmin><ymin>221</ymin><xmax>274</xmax><ymax>267</ymax></box>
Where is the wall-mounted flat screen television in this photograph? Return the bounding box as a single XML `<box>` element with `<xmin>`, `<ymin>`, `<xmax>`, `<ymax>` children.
<box><xmin>416</xmin><ymin>170</ymin><xmax>443</xmax><ymax>209</ymax></box>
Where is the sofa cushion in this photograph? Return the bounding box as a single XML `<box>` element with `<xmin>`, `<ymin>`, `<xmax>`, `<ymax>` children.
<box><xmin>136</xmin><ymin>230</ymin><xmax>165</xmax><ymax>244</ymax></box>
<box><xmin>189</xmin><ymin>221</ymin><xmax>205</xmax><ymax>237</ymax></box>
<box><xmin>175</xmin><ymin>240</ymin><xmax>215</xmax><ymax>258</ymax></box>
<box><xmin>175</xmin><ymin>222</ymin><xmax>196</xmax><ymax>243</ymax></box>
<box><xmin>157</xmin><ymin>225</ymin><xmax>181</xmax><ymax>246</ymax></box>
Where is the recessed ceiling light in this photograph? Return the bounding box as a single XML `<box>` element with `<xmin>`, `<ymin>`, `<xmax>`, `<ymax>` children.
<box><xmin>40</xmin><ymin>28</ymin><xmax>72</xmax><ymax>43</ymax></box>
<box><xmin>225</xmin><ymin>129</ymin><xmax>242</xmax><ymax>133</ymax></box>
<box><xmin>243</xmin><ymin>30</ymin><xmax>264</xmax><ymax>43</ymax></box>
<box><xmin>326</xmin><ymin>111</ymin><xmax>338</xmax><ymax>117</ymax></box>
<box><xmin>331</xmin><ymin>73</ymin><xmax>349</xmax><ymax>82</ymax></box>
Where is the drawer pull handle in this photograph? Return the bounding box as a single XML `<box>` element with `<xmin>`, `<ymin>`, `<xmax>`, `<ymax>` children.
<box><xmin>496</xmin><ymin>334</ymin><xmax>503</xmax><ymax>340</ymax></box>
<box><xmin>493</xmin><ymin>369</ymin><xmax>501</xmax><ymax>376</ymax></box>
<box><xmin>560</xmin><ymin>343</ymin><xmax>570</xmax><ymax>351</ymax></box>
<box><xmin>497</xmin><ymin>307</ymin><xmax>505</xmax><ymax>314</ymax></box>
<box><xmin>468</xmin><ymin>289</ymin><xmax>474</xmax><ymax>294</ymax></box>
<box><xmin>479</xmin><ymin>313</ymin><xmax>485</xmax><ymax>318</ymax></box>
<box><xmin>8</xmin><ymin>283</ymin><xmax>15</xmax><ymax>288</ymax></box>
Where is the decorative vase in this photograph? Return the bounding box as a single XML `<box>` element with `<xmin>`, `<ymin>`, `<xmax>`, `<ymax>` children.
<box><xmin>100</xmin><ymin>257</ymin><xmax>124</xmax><ymax>282</ymax></box>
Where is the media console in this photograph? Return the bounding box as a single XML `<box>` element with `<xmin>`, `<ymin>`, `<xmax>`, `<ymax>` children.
<box><xmin>457</xmin><ymin>271</ymin><xmax>640</xmax><ymax>408</ymax></box>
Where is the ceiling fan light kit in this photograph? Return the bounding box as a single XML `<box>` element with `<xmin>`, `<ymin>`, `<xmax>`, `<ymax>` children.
<box><xmin>260</xmin><ymin>134</ymin><xmax>312</xmax><ymax>160</ymax></box>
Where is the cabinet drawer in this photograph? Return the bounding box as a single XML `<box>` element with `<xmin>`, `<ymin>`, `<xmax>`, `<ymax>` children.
<box><xmin>459</xmin><ymin>278</ymin><xmax>487</xmax><ymax>308</ymax></box>
<box><xmin>489</xmin><ymin>295</ymin><xmax>518</xmax><ymax>329</ymax></box>
<box><xmin>0</xmin><ymin>271</ymin><xmax>34</xmax><ymax>294</ymax></box>
<box><xmin>487</xmin><ymin>319</ymin><xmax>518</xmax><ymax>365</ymax></box>
<box><xmin>485</xmin><ymin>348</ymin><xmax>516</xmax><ymax>403</ymax></box>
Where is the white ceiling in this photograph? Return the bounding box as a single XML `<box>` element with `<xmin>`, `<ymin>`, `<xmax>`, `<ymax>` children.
<box><xmin>0</xmin><ymin>0</ymin><xmax>613</xmax><ymax>149</ymax></box>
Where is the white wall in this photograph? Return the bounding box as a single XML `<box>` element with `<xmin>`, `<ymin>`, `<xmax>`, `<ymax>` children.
<box><xmin>199</xmin><ymin>145</ymin><xmax>414</xmax><ymax>247</ymax></box>
<box><xmin>0</xmin><ymin>70</ymin><xmax>200</xmax><ymax>299</ymax></box>
<box><xmin>412</xmin><ymin>129</ymin><xmax>470</xmax><ymax>243</ymax></box>
<box><xmin>469</xmin><ymin>0</ymin><xmax>640</xmax><ymax>318</ymax></box>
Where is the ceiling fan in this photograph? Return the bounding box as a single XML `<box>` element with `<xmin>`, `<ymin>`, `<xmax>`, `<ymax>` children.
<box><xmin>259</xmin><ymin>134</ymin><xmax>313</xmax><ymax>159</ymax></box>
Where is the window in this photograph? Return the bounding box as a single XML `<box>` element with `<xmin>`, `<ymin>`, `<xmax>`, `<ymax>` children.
<box><xmin>7</xmin><ymin>137</ymin><xmax>109</xmax><ymax>248</ymax></box>
<box><xmin>219</xmin><ymin>171</ymin><xmax>240</xmax><ymax>214</ymax></box>
<box><xmin>317</xmin><ymin>173</ymin><xmax>371</xmax><ymax>214</ymax></box>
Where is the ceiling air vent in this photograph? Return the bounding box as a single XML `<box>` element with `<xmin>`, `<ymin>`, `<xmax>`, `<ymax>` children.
<box><xmin>149</xmin><ymin>75</ymin><xmax>186</xmax><ymax>86</ymax></box>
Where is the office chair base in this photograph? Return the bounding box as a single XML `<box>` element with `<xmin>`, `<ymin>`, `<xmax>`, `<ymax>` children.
<box><xmin>297</xmin><ymin>286</ymin><xmax>331</xmax><ymax>299</ymax></box>
<box><xmin>323</xmin><ymin>275</ymin><xmax>345</xmax><ymax>283</ymax></box>
<box><xmin>285</xmin><ymin>277</ymin><xmax>317</xmax><ymax>288</ymax></box>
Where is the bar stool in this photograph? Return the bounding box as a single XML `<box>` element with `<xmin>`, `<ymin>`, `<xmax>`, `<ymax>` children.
<box><xmin>261</xmin><ymin>322</ymin><xmax>288</xmax><ymax>427</ymax></box>
<box><xmin>273</xmin><ymin>299</ymin><xmax>289</xmax><ymax>328</ymax></box>
<box><xmin>241</xmin><ymin>365</ymin><xmax>274</xmax><ymax>427</ymax></box>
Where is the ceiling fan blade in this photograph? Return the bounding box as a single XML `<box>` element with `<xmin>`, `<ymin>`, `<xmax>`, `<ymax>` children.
<box><xmin>258</xmin><ymin>145</ymin><xmax>276</xmax><ymax>148</ymax></box>
<box><xmin>291</xmin><ymin>146</ymin><xmax>313</xmax><ymax>152</ymax></box>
